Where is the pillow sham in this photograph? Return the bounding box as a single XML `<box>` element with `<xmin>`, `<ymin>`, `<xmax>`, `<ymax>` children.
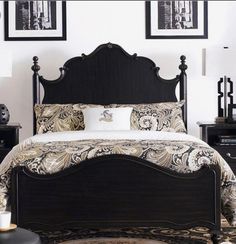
<box><xmin>83</xmin><ymin>107</ymin><xmax>133</xmax><ymax>131</ymax></box>
<box><xmin>34</xmin><ymin>104</ymin><xmax>103</xmax><ymax>134</ymax></box>
<box><xmin>106</xmin><ymin>101</ymin><xmax>186</xmax><ymax>133</ymax></box>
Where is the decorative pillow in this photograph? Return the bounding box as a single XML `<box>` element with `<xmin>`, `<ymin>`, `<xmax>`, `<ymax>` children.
<box><xmin>106</xmin><ymin>101</ymin><xmax>186</xmax><ymax>133</ymax></box>
<box><xmin>83</xmin><ymin>107</ymin><xmax>133</xmax><ymax>131</ymax></box>
<box><xmin>34</xmin><ymin>104</ymin><xmax>103</xmax><ymax>134</ymax></box>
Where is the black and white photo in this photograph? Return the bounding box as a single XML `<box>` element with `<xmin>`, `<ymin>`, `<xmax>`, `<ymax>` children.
<box><xmin>15</xmin><ymin>1</ymin><xmax>57</xmax><ymax>31</ymax></box>
<box><xmin>4</xmin><ymin>1</ymin><xmax>66</xmax><ymax>41</ymax></box>
<box><xmin>146</xmin><ymin>1</ymin><xmax>208</xmax><ymax>39</ymax></box>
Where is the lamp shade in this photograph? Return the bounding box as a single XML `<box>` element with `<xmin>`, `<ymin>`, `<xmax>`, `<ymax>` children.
<box><xmin>206</xmin><ymin>46</ymin><xmax>236</xmax><ymax>78</ymax></box>
<box><xmin>0</xmin><ymin>51</ymin><xmax>12</xmax><ymax>77</ymax></box>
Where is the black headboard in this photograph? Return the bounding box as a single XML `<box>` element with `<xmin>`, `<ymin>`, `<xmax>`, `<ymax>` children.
<box><xmin>32</xmin><ymin>43</ymin><xmax>187</xmax><ymax>134</ymax></box>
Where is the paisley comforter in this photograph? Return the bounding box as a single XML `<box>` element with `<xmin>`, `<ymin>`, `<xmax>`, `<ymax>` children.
<box><xmin>0</xmin><ymin>130</ymin><xmax>236</xmax><ymax>226</ymax></box>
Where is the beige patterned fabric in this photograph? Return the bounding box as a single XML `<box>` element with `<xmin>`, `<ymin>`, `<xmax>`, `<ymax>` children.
<box><xmin>106</xmin><ymin>101</ymin><xmax>186</xmax><ymax>133</ymax></box>
<box><xmin>0</xmin><ymin>138</ymin><xmax>236</xmax><ymax>226</ymax></box>
<box><xmin>34</xmin><ymin>104</ymin><xmax>103</xmax><ymax>134</ymax></box>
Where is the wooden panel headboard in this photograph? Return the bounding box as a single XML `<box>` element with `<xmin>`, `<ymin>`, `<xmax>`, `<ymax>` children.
<box><xmin>31</xmin><ymin>43</ymin><xmax>187</xmax><ymax>134</ymax></box>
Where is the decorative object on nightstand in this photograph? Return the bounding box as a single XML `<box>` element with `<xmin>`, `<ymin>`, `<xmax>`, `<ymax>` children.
<box><xmin>0</xmin><ymin>104</ymin><xmax>10</xmax><ymax>124</ymax></box>
<box><xmin>0</xmin><ymin>123</ymin><xmax>21</xmax><ymax>164</ymax></box>
<box><xmin>198</xmin><ymin>121</ymin><xmax>236</xmax><ymax>174</ymax></box>
<box><xmin>227</xmin><ymin>104</ymin><xmax>236</xmax><ymax>123</ymax></box>
<box><xmin>205</xmin><ymin>46</ymin><xmax>235</xmax><ymax>123</ymax></box>
<box><xmin>0</xmin><ymin>50</ymin><xmax>12</xmax><ymax>124</ymax></box>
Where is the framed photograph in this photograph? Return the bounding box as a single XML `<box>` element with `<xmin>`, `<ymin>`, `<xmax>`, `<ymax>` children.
<box><xmin>228</xmin><ymin>104</ymin><xmax>236</xmax><ymax>123</ymax></box>
<box><xmin>146</xmin><ymin>1</ymin><xmax>208</xmax><ymax>39</ymax></box>
<box><xmin>4</xmin><ymin>1</ymin><xmax>66</xmax><ymax>41</ymax></box>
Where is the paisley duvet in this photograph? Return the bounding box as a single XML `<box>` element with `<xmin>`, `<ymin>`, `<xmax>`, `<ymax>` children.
<box><xmin>0</xmin><ymin>130</ymin><xmax>236</xmax><ymax>226</ymax></box>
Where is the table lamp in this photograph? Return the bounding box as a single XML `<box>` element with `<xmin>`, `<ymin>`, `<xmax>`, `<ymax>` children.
<box><xmin>0</xmin><ymin>51</ymin><xmax>12</xmax><ymax>124</ymax></box>
<box><xmin>205</xmin><ymin>46</ymin><xmax>235</xmax><ymax>123</ymax></box>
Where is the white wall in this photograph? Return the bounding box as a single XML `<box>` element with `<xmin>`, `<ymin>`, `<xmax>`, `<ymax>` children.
<box><xmin>0</xmin><ymin>1</ymin><xmax>235</xmax><ymax>141</ymax></box>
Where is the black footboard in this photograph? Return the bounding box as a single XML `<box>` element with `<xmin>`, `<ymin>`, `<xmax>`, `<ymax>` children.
<box><xmin>11</xmin><ymin>154</ymin><xmax>221</xmax><ymax>232</ymax></box>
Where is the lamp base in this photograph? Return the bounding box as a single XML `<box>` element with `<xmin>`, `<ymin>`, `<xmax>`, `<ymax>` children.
<box><xmin>215</xmin><ymin>116</ymin><xmax>227</xmax><ymax>124</ymax></box>
<box><xmin>0</xmin><ymin>104</ymin><xmax>10</xmax><ymax>124</ymax></box>
<box><xmin>217</xmin><ymin>76</ymin><xmax>233</xmax><ymax>118</ymax></box>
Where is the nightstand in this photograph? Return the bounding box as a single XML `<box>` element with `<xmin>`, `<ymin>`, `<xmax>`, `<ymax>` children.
<box><xmin>0</xmin><ymin>123</ymin><xmax>21</xmax><ymax>164</ymax></box>
<box><xmin>197</xmin><ymin>121</ymin><xmax>236</xmax><ymax>174</ymax></box>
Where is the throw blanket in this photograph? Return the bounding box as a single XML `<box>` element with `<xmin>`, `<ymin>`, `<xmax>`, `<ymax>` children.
<box><xmin>0</xmin><ymin>131</ymin><xmax>236</xmax><ymax>226</ymax></box>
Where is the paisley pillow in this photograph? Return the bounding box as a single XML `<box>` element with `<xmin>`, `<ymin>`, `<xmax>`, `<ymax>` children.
<box><xmin>106</xmin><ymin>101</ymin><xmax>186</xmax><ymax>133</ymax></box>
<box><xmin>34</xmin><ymin>104</ymin><xmax>103</xmax><ymax>134</ymax></box>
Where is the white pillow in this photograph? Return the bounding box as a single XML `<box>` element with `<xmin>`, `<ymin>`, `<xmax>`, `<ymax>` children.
<box><xmin>83</xmin><ymin>107</ymin><xmax>133</xmax><ymax>131</ymax></box>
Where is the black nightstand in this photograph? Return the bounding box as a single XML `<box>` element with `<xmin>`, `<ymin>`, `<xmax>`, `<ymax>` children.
<box><xmin>0</xmin><ymin>123</ymin><xmax>21</xmax><ymax>163</ymax></box>
<box><xmin>197</xmin><ymin>121</ymin><xmax>236</xmax><ymax>174</ymax></box>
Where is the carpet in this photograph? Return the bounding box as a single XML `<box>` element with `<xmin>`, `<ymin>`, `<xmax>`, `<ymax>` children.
<box><xmin>35</xmin><ymin>219</ymin><xmax>236</xmax><ymax>244</ymax></box>
<box><xmin>59</xmin><ymin>238</ymin><xmax>168</xmax><ymax>244</ymax></box>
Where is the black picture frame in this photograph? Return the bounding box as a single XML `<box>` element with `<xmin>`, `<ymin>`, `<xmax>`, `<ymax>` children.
<box><xmin>228</xmin><ymin>104</ymin><xmax>236</xmax><ymax>123</ymax></box>
<box><xmin>4</xmin><ymin>1</ymin><xmax>66</xmax><ymax>41</ymax></box>
<box><xmin>146</xmin><ymin>1</ymin><xmax>208</xmax><ymax>39</ymax></box>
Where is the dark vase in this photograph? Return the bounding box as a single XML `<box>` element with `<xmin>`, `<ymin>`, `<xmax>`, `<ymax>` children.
<box><xmin>0</xmin><ymin>104</ymin><xmax>10</xmax><ymax>124</ymax></box>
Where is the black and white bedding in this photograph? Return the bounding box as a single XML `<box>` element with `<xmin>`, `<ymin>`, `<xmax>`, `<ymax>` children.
<box><xmin>0</xmin><ymin>130</ymin><xmax>236</xmax><ymax>226</ymax></box>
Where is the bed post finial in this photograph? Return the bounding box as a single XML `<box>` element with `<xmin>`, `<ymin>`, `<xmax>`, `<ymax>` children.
<box><xmin>32</xmin><ymin>56</ymin><xmax>41</xmax><ymax>135</ymax></box>
<box><xmin>179</xmin><ymin>55</ymin><xmax>188</xmax><ymax>131</ymax></box>
<box><xmin>32</xmin><ymin>56</ymin><xmax>40</xmax><ymax>73</ymax></box>
<box><xmin>179</xmin><ymin>55</ymin><xmax>187</xmax><ymax>73</ymax></box>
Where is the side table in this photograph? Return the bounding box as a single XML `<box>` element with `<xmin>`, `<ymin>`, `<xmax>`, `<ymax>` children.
<box><xmin>0</xmin><ymin>227</ymin><xmax>41</xmax><ymax>244</ymax></box>
<box><xmin>197</xmin><ymin>121</ymin><xmax>236</xmax><ymax>174</ymax></box>
<box><xmin>0</xmin><ymin>123</ymin><xmax>21</xmax><ymax>164</ymax></box>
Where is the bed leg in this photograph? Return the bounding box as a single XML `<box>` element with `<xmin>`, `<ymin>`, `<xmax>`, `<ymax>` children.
<box><xmin>211</xmin><ymin>231</ymin><xmax>221</xmax><ymax>244</ymax></box>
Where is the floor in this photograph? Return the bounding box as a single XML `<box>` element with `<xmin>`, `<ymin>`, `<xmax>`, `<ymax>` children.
<box><xmin>34</xmin><ymin>219</ymin><xmax>236</xmax><ymax>244</ymax></box>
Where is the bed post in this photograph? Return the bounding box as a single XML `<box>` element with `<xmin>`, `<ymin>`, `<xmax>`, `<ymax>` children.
<box><xmin>179</xmin><ymin>55</ymin><xmax>187</xmax><ymax>130</ymax></box>
<box><xmin>31</xmin><ymin>56</ymin><xmax>41</xmax><ymax>135</ymax></box>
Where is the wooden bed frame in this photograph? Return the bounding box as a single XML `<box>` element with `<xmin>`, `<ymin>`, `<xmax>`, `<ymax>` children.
<box><xmin>11</xmin><ymin>43</ymin><xmax>221</xmax><ymax>243</ymax></box>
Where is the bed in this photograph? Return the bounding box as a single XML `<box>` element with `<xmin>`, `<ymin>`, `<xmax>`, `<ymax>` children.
<box><xmin>1</xmin><ymin>43</ymin><xmax>235</xmax><ymax>244</ymax></box>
